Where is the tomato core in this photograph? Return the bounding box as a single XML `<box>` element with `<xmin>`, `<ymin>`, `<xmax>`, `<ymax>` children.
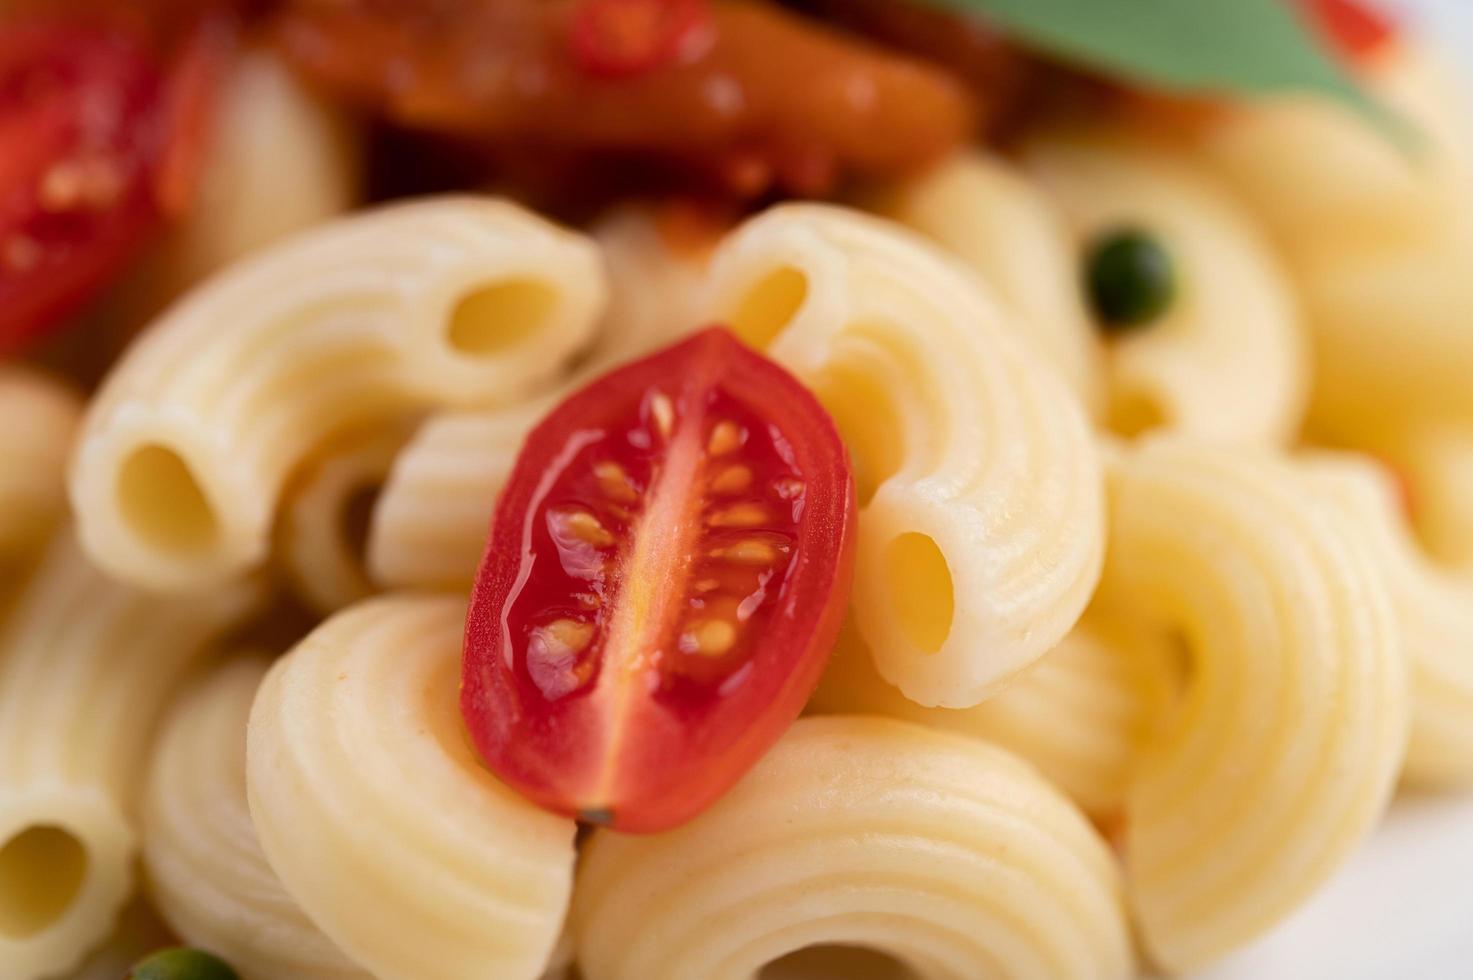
<box><xmin>463</xmin><ymin>327</ymin><xmax>855</xmax><ymax>832</ymax></box>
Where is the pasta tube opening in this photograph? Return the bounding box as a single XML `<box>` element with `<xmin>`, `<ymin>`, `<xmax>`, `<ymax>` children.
<box><xmin>0</xmin><ymin>825</ymin><xmax>88</xmax><ymax>938</ymax></box>
<box><xmin>448</xmin><ymin>278</ymin><xmax>562</xmax><ymax>355</ymax></box>
<box><xmin>731</xmin><ymin>266</ymin><xmax>808</xmax><ymax>350</ymax></box>
<box><xmin>116</xmin><ymin>444</ymin><xmax>219</xmax><ymax>557</ymax></box>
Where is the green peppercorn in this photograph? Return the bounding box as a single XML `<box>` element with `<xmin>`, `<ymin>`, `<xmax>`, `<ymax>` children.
<box><xmin>127</xmin><ymin>947</ymin><xmax>239</xmax><ymax>980</ymax></box>
<box><xmin>1085</xmin><ymin>228</ymin><xmax>1177</xmax><ymax>330</ymax></box>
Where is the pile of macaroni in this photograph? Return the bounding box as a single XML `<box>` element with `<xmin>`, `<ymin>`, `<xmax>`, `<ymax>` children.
<box><xmin>4</xmin><ymin>34</ymin><xmax>1472</xmax><ymax>980</ymax></box>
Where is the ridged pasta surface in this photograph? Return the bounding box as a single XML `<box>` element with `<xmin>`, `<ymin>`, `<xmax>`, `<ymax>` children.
<box><xmin>71</xmin><ymin>197</ymin><xmax>604</xmax><ymax>590</ymax></box>
<box><xmin>0</xmin><ymin>532</ymin><xmax>258</xmax><ymax>980</ymax></box>
<box><xmin>1104</xmin><ymin>440</ymin><xmax>1407</xmax><ymax>973</ymax></box>
<box><xmin>246</xmin><ymin>595</ymin><xmax>576</xmax><ymax>980</ymax></box>
<box><xmin>574</xmin><ymin>715</ymin><xmax>1132</xmax><ymax>980</ymax></box>
<box><xmin>702</xmin><ymin>204</ymin><xmax>1104</xmax><ymax>706</ymax></box>
<box><xmin>1301</xmin><ymin>453</ymin><xmax>1473</xmax><ymax>787</ymax></box>
<box><xmin>1023</xmin><ymin>133</ymin><xmax>1306</xmax><ymax>445</ymax></box>
<box><xmin>144</xmin><ymin>656</ymin><xmax>368</xmax><ymax>979</ymax></box>
<box><xmin>878</xmin><ymin>151</ymin><xmax>1104</xmax><ymax>413</ymax></box>
<box><xmin>808</xmin><ymin>609</ymin><xmax>1174</xmax><ymax>819</ymax></box>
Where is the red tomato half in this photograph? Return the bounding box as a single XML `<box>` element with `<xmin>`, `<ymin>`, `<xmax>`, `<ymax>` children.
<box><xmin>0</xmin><ymin>21</ymin><xmax>169</xmax><ymax>352</ymax></box>
<box><xmin>463</xmin><ymin>327</ymin><xmax>856</xmax><ymax>832</ymax></box>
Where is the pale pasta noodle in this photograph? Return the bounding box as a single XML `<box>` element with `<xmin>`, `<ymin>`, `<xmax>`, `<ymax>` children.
<box><xmin>1196</xmin><ymin>43</ymin><xmax>1473</xmax><ymax>436</ymax></box>
<box><xmin>807</xmin><ymin>609</ymin><xmax>1175</xmax><ymax>819</ymax></box>
<box><xmin>573</xmin><ymin>715</ymin><xmax>1133</xmax><ymax>980</ymax></box>
<box><xmin>1021</xmin><ymin>133</ymin><xmax>1307</xmax><ymax>444</ymax></box>
<box><xmin>1377</xmin><ymin>424</ymin><xmax>1473</xmax><ymax>573</ymax></box>
<box><xmin>109</xmin><ymin>47</ymin><xmax>361</xmax><ymax>325</ymax></box>
<box><xmin>0</xmin><ymin>532</ymin><xmax>258</xmax><ymax>980</ymax></box>
<box><xmin>369</xmin><ymin>206</ymin><xmax>717</xmax><ymax>591</ymax></box>
<box><xmin>276</xmin><ymin>422</ymin><xmax>416</xmax><ymax>614</ymax></box>
<box><xmin>70</xmin><ymin>197</ymin><xmax>605</xmax><ymax>591</ymax></box>
<box><xmin>875</xmin><ymin>151</ymin><xmax>1104</xmax><ymax>413</ymax></box>
<box><xmin>0</xmin><ymin>368</ymin><xmax>82</xmax><ymax>566</ymax></box>
<box><xmin>144</xmin><ymin>655</ymin><xmax>367</xmax><ymax>979</ymax></box>
<box><xmin>701</xmin><ymin>204</ymin><xmax>1104</xmax><ymax>706</ymax></box>
<box><xmin>246</xmin><ymin>595</ymin><xmax>577</xmax><ymax>980</ymax></box>
<box><xmin>1300</xmin><ymin>452</ymin><xmax>1473</xmax><ymax>788</ymax></box>
<box><xmin>60</xmin><ymin>900</ymin><xmax>173</xmax><ymax>980</ymax></box>
<box><xmin>1101</xmin><ymin>439</ymin><xmax>1407</xmax><ymax>973</ymax></box>
<box><xmin>369</xmin><ymin>399</ymin><xmax>548</xmax><ymax>591</ymax></box>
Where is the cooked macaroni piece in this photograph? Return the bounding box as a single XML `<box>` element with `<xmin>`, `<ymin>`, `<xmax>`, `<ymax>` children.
<box><xmin>1022</xmin><ymin>133</ymin><xmax>1307</xmax><ymax>444</ymax></box>
<box><xmin>60</xmin><ymin>900</ymin><xmax>173</xmax><ymax>980</ymax></box>
<box><xmin>70</xmin><ymin>197</ymin><xmax>605</xmax><ymax>591</ymax></box>
<box><xmin>0</xmin><ymin>532</ymin><xmax>258</xmax><ymax>980</ymax></box>
<box><xmin>1301</xmin><ymin>453</ymin><xmax>1473</xmax><ymax>788</ymax></box>
<box><xmin>1103</xmin><ymin>439</ymin><xmax>1407</xmax><ymax>973</ymax></box>
<box><xmin>1368</xmin><ymin>423</ymin><xmax>1473</xmax><ymax>574</ymax></box>
<box><xmin>807</xmin><ymin>609</ymin><xmax>1175</xmax><ymax>819</ymax></box>
<box><xmin>276</xmin><ymin>423</ymin><xmax>415</xmax><ymax>614</ymax></box>
<box><xmin>876</xmin><ymin>151</ymin><xmax>1105</xmax><ymax>414</ymax></box>
<box><xmin>701</xmin><ymin>204</ymin><xmax>1104</xmax><ymax>706</ymax></box>
<box><xmin>573</xmin><ymin>715</ymin><xmax>1134</xmax><ymax>980</ymax></box>
<box><xmin>246</xmin><ymin>595</ymin><xmax>577</xmax><ymax>980</ymax></box>
<box><xmin>370</xmin><ymin>206</ymin><xmax>717</xmax><ymax>591</ymax></box>
<box><xmin>368</xmin><ymin>399</ymin><xmax>548</xmax><ymax>591</ymax></box>
<box><xmin>109</xmin><ymin>47</ymin><xmax>361</xmax><ymax>326</ymax></box>
<box><xmin>1197</xmin><ymin>43</ymin><xmax>1473</xmax><ymax>437</ymax></box>
<box><xmin>144</xmin><ymin>656</ymin><xmax>367</xmax><ymax>979</ymax></box>
<box><xmin>0</xmin><ymin>368</ymin><xmax>82</xmax><ymax>566</ymax></box>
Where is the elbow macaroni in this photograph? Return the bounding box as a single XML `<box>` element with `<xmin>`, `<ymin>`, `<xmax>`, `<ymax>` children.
<box><xmin>876</xmin><ymin>151</ymin><xmax>1105</xmax><ymax>414</ymax></box>
<box><xmin>1301</xmin><ymin>453</ymin><xmax>1473</xmax><ymax>788</ymax></box>
<box><xmin>246</xmin><ymin>595</ymin><xmax>577</xmax><ymax>980</ymax></box>
<box><xmin>0</xmin><ymin>368</ymin><xmax>81</xmax><ymax>566</ymax></box>
<box><xmin>1022</xmin><ymin>133</ymin><xmax>1307</xmax><ymax>445</ymax></box>
<box><xmin>0</xmin><ymin>532</ymin><xmax>258</xmax><ymax>980</ymax></box>
<box><xmin>573</xmin><ymin>715</ymin><xmax>1133</xmax><ymax>980</ymax></box>
<box><xmin>276</xmin><ymin>422</ymin><xmax>416</xmax><ymax>614</ymax></box>
<box><xmin>807</xmin><ymin>609</ymin><xmax>1175</xmax><ymax>820</ymax></box>
<box><xmin>369</xmin><ymin>205</ymin><xmax>719</xmax><ymax>592</ymax></box>
<box><xmin>144</xmin><ymin>656</ymin><xmax>367</xmax><ymax>979</ymax></box>
<box><xmin>1102</xmin><ymin>439</ymin><xmax>1407</xmax><ymax>973</ymax></box>
<box><xmin>702</xmin><ymin>204</ymin><xmax>1104</xmax><ymax>707</ymax></box>
<box><xmin>70</xmin><ymin>197</ymin><xmax>605</xmax><ymax>592</ymax></box>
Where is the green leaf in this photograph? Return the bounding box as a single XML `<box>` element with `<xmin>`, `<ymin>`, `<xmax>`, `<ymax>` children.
<box><xmin>918</xmin><ymin>0</ymin><xmax>1397</xmax><ymax>129</ymax></box>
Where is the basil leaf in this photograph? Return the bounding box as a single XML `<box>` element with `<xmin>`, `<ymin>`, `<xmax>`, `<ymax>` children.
<box><xmin>919</xmin><ymin>0</ymin><xmax>1391</xmax><ymax>123</ymax></box>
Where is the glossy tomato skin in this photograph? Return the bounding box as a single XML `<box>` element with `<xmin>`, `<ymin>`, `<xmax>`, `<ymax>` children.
<box><xmin>0</xmin><ymin>21</ymin><xmax>166</xmax><ymax>352</ymax></box>
<box><xmin>463</xmin><ymin>327</ymin><xmax>856</xmax><ymax>833</ymax></box>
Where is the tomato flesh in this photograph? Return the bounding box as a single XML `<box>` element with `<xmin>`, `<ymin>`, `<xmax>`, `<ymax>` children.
<box><xmin>569</xmin><ymin>0</ymin><xmax>714</xmax><ymax>79</ymax></box>
<box><xmin>463</xmin><ymin>327</ymin><xmax>856</xmax><ymax>832</ymax></box>
<box><xmin>1299</xmin><ymin>0</ymin><xmax>1396</xmax><ymax>62</ymax></box>
<box><xmin>0</xmin><ymin>21</ymin><xmax>174</xmax><ymax>353</ymax></box>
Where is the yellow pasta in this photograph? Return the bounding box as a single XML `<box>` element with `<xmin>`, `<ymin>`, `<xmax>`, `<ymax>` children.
<box><xmin>0</xmin><ymin>532</ymin><xmax>258</xmax><ymax>980</ymax></box>
<box><xmin>276</xmin><ymin>422</ymin><xmax>416</xmax><ymax>614</ymax></box>
<box><xmin>70</xmin><ymin>197</ymin><xmax>605</xmax><ymax>592</ymax></box>
<box><xmin>369</xmin><ymin>205</ymin><xmax>717</xmax><ymax>591</ymax></box>
<box><xmin>108</xmin><ymin>47</ymin><xmax>361</xmax><ymax>327</ymax></box>
<box><xmin>60</xmin><ymin>900</ymin><xmax>173</xmax><ymax>980</ymax></box>
<box><xmin>1300</xmin><ymin>452</ymin><xmax>1473</xmax><ymax>788</ymax></box>
<box><xmin>0</xmin><ymin>368</ymin><xmax>82</xmax><ymax>567</ymax></box>
<box><xmin>1022</xmin><ymin>133</ymin><xmax>1307</xmax><ymax>444</ymax></box>
<box><xmin>876</xmin><ymin>151</ymin><xmax>1105</xmax><ymax>413</ymax></box>
<box><xmin>573</xmin><ymin>715</ymin><xmax>1133</xmax><ymax>980</ymax></box>
<box><xmin>246</xmin><ymin>595</ymin><xmax>577</xmax><ymax>980</ymax></box>
<box><xmin>1367</xmin><ymin>423</ymin><xmax>1473</xmax><ymax>574</ymax></box>
<box><xmin>1102</xmin><ymin>439</ymin><xmax>1407</xmax><ymax>973</ymax></box>
<box><xmin>701</xmin><ymin>204</ymin><xmax>1104</xmax><ymax>706</ymax></box>
<box><xmin>143</xmin><ymin>656</ymin><xmax>367</xmax><ymax>980</ymax></box>
<box><xmin>807</xmin><ymin>609</ymin><xmax>1175</xmax><ymax>819</ymax></box>
<box><xmin>1196</xmin><ymin>43</ymin><xmax>1473</xmax><ymax>436</ymax></box>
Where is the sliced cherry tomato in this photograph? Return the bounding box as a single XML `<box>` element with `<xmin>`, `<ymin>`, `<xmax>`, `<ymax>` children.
<box><xmin>463</xmin><ymin>327</ymin><xmax>856</xmax><ymax>832</ymax></box>
<box><xmin>569</xmin><ymin>0</ymin><xmax>714</xmax><ymax>79</ymax></box>
<box><xmin>1299</xmin><ymin>0</ymin><xmax>1396</xmax><ymax>62</ymax></box>
<box><xmin>0</xmin><ymin>21</ymin><xmax>169</xmax><ymax>353</ymax></box>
